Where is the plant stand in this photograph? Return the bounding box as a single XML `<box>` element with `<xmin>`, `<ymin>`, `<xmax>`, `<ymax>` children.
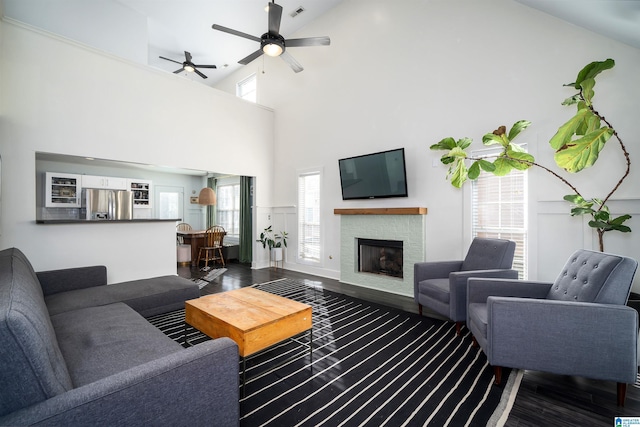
<box><xmin>271</xmin><ymin>248</ymin><xmax>283</xmax><ymax>270</ymax></box>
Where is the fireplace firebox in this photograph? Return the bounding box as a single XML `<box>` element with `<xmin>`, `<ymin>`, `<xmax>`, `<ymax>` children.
<box><xmin>357</xmin><ymin>238</ymin><xmax>403</xmax><ymax>278</ymax></box>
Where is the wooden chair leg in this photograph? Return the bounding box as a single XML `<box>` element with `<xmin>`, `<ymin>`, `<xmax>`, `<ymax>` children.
<box><xmin>197</xmin><ymin>248</ymin><xmax>204</xmax><ymax>268</ymax></box>
<box><xmin>471</xmin><ymin>336</ymin><xmax>478</xmax><ymax>347</ymax></box>
<box><xmin>218</xmin><ymin>248</ymin><xmax>225</xmax><ymax>267</ymax></box>
<box><xmin>618</xmin><ymin>382</ymin><xmax>627</xmax><ymax>407</ymax></box>
<box><xmin>494</xmin><ymin>366</ymin><xmax>502</xmax><ymax>385</ymax></box>
<box><xmin>455</xmin><ymin>321</ymin><xmax>462</xmax><ymax>336</ymax></box>
<box><xmin>418</xmin><ymin>304</ymin><xmax>422</xmax><ymax>316</ymax></box>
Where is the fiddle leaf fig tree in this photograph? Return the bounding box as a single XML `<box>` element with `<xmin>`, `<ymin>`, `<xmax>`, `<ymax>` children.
<box><xmin>550</xmin><ymin>58</ymin><xmax>616</xmax><ymax>173</ymax></box>
<box><xmin>430</xmin><ymin>59</ymin><xmax>631</xmax><ymax>252</ymax></box>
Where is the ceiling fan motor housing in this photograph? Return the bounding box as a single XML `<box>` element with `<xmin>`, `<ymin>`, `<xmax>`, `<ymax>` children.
<box><xmin>261</xmin><ymin>33</ymin><xmax>286</xmax><ymax>56</ymax></box>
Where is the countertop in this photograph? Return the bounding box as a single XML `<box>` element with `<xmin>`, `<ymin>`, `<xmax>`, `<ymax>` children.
<box><xmin>36</xmin><ymin>218</ymin><xmax>182</xmax><ymax>224</ymax></box>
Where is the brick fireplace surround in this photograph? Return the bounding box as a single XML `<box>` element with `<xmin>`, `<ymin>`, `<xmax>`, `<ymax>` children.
<box><xmin>335</xmin><ymin>208</ymin><xmax>427</xmax><ymax>297</ymax></box>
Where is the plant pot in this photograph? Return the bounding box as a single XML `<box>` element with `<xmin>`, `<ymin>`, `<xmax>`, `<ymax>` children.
<box><xmin>271</xmin><ymin>247</ymin><xmax>283</xmax><ymax>262</ymax></box>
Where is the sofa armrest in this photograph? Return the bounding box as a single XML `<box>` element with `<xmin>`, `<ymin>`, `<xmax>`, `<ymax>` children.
<box><xmin>467</xmin><ymin>277</ymin><xmax>552</xmax><ymax>305</ymax></box>
<box><xmin>448</xmin><ymin>269</ymin><xmax>519</xmax><ymax>320</ymax></box>
<box><xmin>414</xmin><ymin>260</ymin><xmax>463</xmax><ymax>281</ymax></box>
<box><xmin>0</xmin><ymin>338</ymin><xmax>239</xmax><ymax>426</ymax></box>
<box><xmin>488</xmin><ymin>297</ymin><xmax>638</xmax><ymax>384</ymax></box>
<box><xmin>37</xmin><ymin>266</ymin><xmax>107</xmax><ymax>296</ymax></box>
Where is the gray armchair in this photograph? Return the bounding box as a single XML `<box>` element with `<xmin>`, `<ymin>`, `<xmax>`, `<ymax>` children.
<box><xmin>414</xmin><ymin>237</ymin><xmax>518</xmax><ymax>335</ymax></box>
<box><xmin>467</xmin><ymin>249</ymin><xmax>638</xmax><ymax>406</ymax></box>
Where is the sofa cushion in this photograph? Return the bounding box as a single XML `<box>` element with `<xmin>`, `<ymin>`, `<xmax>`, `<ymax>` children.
<box><xmin>418</xmin><ymin>278</ymin><xmax>450</xmax><ymax>304</ymax></box>
<box><xmin>51</xmin><ymin>302</ymin><xmax>184</xmax><ymax>387</ymax></box>
<box><xmin>467</xmin><ymin>302</ymin><xmax>488</xmax><ymax>339</ymax></box>
<box><xmin>0</xmin><ymin>248</ymin><xmax>73</xmax><ymax>418</ymax></box>
<box><xmin>45</xmin><ymin>275</ymin><xmax>200</xmax><ymax>317</ymax></box>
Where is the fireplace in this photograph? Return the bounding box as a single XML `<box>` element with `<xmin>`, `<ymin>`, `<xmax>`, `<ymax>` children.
<box><xmin>358</xmin><ymin>238</ymin><xmax>403</xmax><ymax>278</ymax></box>
<box><xmin>336</xmin><ymin>207</ymin><xmax>426</xmax><ymax>296</ymax></box>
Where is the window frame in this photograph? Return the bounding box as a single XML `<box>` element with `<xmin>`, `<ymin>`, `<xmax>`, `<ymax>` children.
<box><xmin>468</xmin><ymin>146</ymin><xmax>528</xmax><ymax>279</ymax></box>
<box><xmin>297</xmin><ymin>168</ymin><xmax>323</xmax><ymax>266</ymax></box>
<box><xmin>236</xmin><ymin>73</ymin><xmax>257</xmax><ymax>103</ymax></box>
<box><xmin>215</xmin><ymin>181</ymin><xmax>240</xmax><ymax>240</ymax></box>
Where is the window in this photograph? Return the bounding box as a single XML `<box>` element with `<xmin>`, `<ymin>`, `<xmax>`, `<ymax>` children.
<box><xmin>236</xmin><ymin>74</ymin><xmax>257</xmax><ymax>103</ymax></box>
<box><xmin>298</xmin><ymin>170</ymin><xmax>321</xmax><ymax>264</ymax></box>
<box><xmin>216</xmin><ymin>184</ymin><xmax>240</xmax><ymax>238</ymax></box>
<box><xmin>471</xmin><ymin>152</ymin><xmax>528</xmax><ymax>278</ymax></box>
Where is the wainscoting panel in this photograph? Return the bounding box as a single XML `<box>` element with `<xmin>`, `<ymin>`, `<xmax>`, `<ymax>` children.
<box><xmin>535</xmin><ymin>198</ymin><xmax>640</xmax><ymax>292</ymax></box>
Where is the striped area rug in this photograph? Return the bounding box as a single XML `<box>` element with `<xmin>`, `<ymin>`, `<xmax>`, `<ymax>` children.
<box><xmin>147</xmin><ymin>278</ymin><xmax>521</xmax><ymax>426</ymax></box>
<box><xmin>190</xmin><ymin>267</ymin><xmax>228</xmax><ymax>289</ymax></box>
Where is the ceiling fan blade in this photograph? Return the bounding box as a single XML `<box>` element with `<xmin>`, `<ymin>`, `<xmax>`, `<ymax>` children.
<box><xmin>193</xmin><ymin>64</ymin><xmax>217</xmax><ymax>69</ymax></box>
<box><xmin>280</xmin><ymin>51</ymin><xmax>303</xmax><ymax>73</ymax></box>
<box><xmin>184</xmin><ymin>51</ymin><xmax>192</xmax><ymax>62</ymax></box>
<box><xmin>238</xmin><ymin>49</ymin><xmax>264</xmax><ymax>65</ymax></box>
<box><xmin>286</xmin><ymin>36</ymin><xmax>331</xmax><ymax>47</ymax></box>
<box><xmin>173</xmin><ymin>68</ymin><xmax>184</xmax><ymax>74</ymax></box>
<box><xmin>268</xmin><ymin>3</ymin><xmax>283</xmax><ymax>34</ymax></box>
<box><xmin>212</xmin><ymin>24</ymin><xmax>261</xmax><ymax>43</ymax></box>
<box><xmin>194</xmin><ymin>69</ymin><xmax>208</xmax><ymax>79</ymax></box>
<box><xmin>159</xmin><ymin>56</ymin><xmax>183</xmax><ymax>65</ymax></box>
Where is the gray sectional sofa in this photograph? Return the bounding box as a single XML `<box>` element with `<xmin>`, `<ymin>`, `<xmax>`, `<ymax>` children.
<box><xmin>0</xmin><ymin>247</ymin><xmax>239</xmax><ymax>426</ymax></box>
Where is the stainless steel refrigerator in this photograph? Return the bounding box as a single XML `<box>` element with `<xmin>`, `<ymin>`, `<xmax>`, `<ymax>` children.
<box><xmin>83</xmin><ymin>189</ymin><xmax>133</xmax><ymax>220</ymax></box>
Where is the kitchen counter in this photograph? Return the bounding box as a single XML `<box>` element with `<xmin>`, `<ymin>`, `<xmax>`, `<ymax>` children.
<box><xmin>36</xmin><ymin>218</ymin><xmax>181</xmax><ymax>224</ymax></box>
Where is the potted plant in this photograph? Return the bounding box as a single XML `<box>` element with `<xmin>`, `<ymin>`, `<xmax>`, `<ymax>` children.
<box><xmin>256</xmin><ymin>226</ymin><xmax>288</xmax><ymax>265</ymax></box>
<box><xmin>430</xmin><ymin>59</ymin><xmax>631</xmax><ymax>252</ymax></box>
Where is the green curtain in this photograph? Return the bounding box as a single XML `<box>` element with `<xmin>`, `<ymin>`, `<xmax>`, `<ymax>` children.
<box><xmin>239</xmin><ymin>176</ymin><xmax>253</xmax><ymax>263</ymax></box>
<box><xmin>206</xmin><ymin>177</ymin><xmax>217</xmax><ymax>228</ymax></box>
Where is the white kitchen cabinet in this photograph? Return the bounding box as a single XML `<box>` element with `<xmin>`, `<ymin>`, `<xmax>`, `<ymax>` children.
<box><xmin>45</xmin><ymin>172</ymin><xmax>82</xmax><ymax>207</ymax></box>
<box><xmin>128</xmin><ymin>179</ymin><xmax>152</xmax><ymax>208</ymax></box>
<box><xmin>82</xmin><ymin>175</ymin><xmax>127</xmax><ymax>190</ymax></box>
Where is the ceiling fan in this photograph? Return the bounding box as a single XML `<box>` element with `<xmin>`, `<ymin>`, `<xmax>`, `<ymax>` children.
<box><xmin>212</xmin><ymin>1</ymin><xmax>330</xmax><ymax>73</ymax></box>
<box><xmin>159</xmin><ymin>51</ymin><xmax>217</xmax><ymax>79</ymax></box>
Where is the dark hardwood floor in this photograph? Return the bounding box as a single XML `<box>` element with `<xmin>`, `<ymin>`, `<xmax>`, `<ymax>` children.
<box><xmin>179</xmin><ymin>261</ymin><xmax>640</xmax><ymax>426</ymax></box>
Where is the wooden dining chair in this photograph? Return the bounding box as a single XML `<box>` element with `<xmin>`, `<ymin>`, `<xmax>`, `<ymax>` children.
<box><xmin>176</xmin><ymin>222</ymin><xmax>192</xmax><ymax>244</ymax></box>
<box><xmin>197</xmin><ymin>225</ymin><xmax>225</xmax><ymax>270</ymax></box>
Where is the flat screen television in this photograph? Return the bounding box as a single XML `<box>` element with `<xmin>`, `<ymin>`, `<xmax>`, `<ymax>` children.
<box><xmin>338</xmin><ymin>148</ymin><xmax>408</xmax><ymax>200</ymax></box>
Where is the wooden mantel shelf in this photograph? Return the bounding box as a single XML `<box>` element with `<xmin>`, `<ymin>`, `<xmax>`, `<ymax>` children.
<box><xmin>334</xmin><ymin>207</ymin><xmax>427</xmax><ymax>215</ymax></box>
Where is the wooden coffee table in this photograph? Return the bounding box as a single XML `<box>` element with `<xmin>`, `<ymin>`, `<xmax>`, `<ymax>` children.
<box><xmin>184</xmin><ymin>287</ymin><xmax>313</xmax><ymax>390</ymax></box>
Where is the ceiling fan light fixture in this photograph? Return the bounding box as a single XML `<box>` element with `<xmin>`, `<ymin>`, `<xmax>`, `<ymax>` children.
<box><xmin>184</xmin><ymin>64</ymin><xmax>195</xmax><ymax>72</ymax></box>
<box><xmin>263</xmin><ymin>42</ymin><xmax>283</xmax><ymax>57</ymax></box>
<box><xmin>261</xmin><ymin>34</ymin><xmax>285</xmax><ymax>57</ymax></box>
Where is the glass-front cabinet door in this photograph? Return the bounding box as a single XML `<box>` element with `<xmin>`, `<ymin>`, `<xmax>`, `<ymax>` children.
<box><xmin>45</xmin><ymin>172</ymin><xmax>82</xmax><ymax>207</ymax></box>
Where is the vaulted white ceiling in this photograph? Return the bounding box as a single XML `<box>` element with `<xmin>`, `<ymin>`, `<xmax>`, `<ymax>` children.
<box><xmin>515</xmin><ymin>0</ymin><xmax>640</xmax><ymax>51</ymax></box>
<box><xmin>2</xmin><ymin>0</ymin><xmax>344</xmax><ymax>86</ymax></box>
<box><xmin>3</xmin><ymin>0</ymin><xmax>639</xmax><ymax>87</ymax></box>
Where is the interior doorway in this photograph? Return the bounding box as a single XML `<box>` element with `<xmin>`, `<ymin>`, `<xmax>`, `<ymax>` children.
<box><xmin>155</xmin><ymin>185</ymin><xmax>184</xmax><ymax>221</ymax></box>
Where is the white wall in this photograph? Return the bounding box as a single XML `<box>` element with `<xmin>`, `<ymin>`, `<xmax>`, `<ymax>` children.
<box><xmin>216</xmin><ymin>0</ymin><xmax>640</xmax><ymax>289</ymax></box>
<box><xmin>0</xmin><ymin>21</ymin><xmax>275</xmax><ymax>282</ymax></box>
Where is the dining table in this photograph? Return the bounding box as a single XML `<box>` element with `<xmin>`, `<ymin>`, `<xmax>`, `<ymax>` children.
<box><xmin>177</xmin><ymin>229</ymin><xmax>226</xmax><ymax>267</ymax></box>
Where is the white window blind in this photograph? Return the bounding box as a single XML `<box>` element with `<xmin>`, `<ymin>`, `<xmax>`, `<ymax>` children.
<box><xmin>471</xmin><ymin>155</ymin><xmax>528</xmax><ymax>278</ymax></box>
<box><xmin>216</xmin><ymin>184</ymin><xmax>240</xmax><ymax>237</ymax></box>
<box><xmin>298</xmin><ymin>171</ymin><xmax>321</xmax><ymax>264</ymax></box>
<box><xmin>236</xmin><ymin>74</ymin><xmax>256</xmax><ymax>103</ymax></box>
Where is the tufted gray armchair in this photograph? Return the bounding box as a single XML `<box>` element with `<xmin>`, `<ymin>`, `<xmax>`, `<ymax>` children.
<box><xmin>414</xmin><ymin>238</ymin><xmax>518</xmax><ymax>335</ymax></box>
<box><xmin>467</xmin><ymin>249</ymin><xmax>638</xmax><ymax>406</ymax></box>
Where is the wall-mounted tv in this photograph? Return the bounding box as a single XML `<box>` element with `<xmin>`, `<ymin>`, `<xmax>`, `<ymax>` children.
<box><xmin>338</xmin><ymin>148</ymin><xmax>408</xmax><ymax>200</ymax></box>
